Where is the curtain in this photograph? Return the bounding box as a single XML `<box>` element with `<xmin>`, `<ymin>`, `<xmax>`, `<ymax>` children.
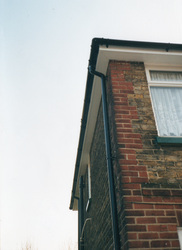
<box><xmin>150</xmin><ymin>87</ymin><xmax>182</xmax><ymax>136</ymax></box>
<box><xmin>150</xmin><ymin>71</ymin><xmax>182</xmax><ymax>82</ymax></box>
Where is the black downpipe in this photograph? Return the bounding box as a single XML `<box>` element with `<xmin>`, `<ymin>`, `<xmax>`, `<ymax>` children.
<box><xmin>89</xmin><ymin>66</ymin><xmax>120</xmax><ymax>250</ymax></box>
<box><xmin>78</xmin><ymin>176</ymin><xmax>84</xmax><ymax>250</ymax></box>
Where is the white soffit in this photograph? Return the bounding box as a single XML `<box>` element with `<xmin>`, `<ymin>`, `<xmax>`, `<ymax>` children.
<box><xmin>97</xmin><ymin>46</ymin><xmax>182</xmax><ymax>73</ymax></box>
<box><xmin>75</xmin><ymin>76</ymin><xmax>102</xmax><ymax>200</ymax></box>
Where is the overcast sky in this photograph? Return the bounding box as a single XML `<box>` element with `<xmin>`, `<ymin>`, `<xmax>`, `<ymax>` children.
<box><xmin>1</xmin><ymin>0</ymin><xmax>182</xmax><ymax>249</ymax></box>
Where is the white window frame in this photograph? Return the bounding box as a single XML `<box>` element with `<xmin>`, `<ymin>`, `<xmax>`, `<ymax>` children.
<box><xmin>177</xmin><ymin>227</ymin><xmax>182</xmax><ymax>250</ymax></box>
<box><xmin>145</xmin><ymin>65</ymin><xmax>182</xmax><ymax>138</ymax></box>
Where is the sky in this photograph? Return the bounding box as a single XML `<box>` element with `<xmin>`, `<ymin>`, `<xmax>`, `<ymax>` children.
<box><xmin>0</xmin><ymin>0</ymin><xmax>182</xmax><ymax>249</ymax></box>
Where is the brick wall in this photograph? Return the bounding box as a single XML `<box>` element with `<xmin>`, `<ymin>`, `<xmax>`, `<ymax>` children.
<box><xmin>82</xmin><ymin>103</ymin><xmax>113</xmax><ymax>249</ymax></box>
<box><xmin>107</xmin><ymin>60</ymin><xmax>182</xmax><ymax>249</ymax></box>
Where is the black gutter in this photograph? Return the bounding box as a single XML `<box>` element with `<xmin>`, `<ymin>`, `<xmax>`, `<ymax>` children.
<box><xmin>88</xmin><ymin>67</ymin><xmax>120</xmax><ymax>249</ymax></box>
<box><xmin>69</xmin><ymin>37</ymin><xmax>182</xmax><ymax>210</ymax></box>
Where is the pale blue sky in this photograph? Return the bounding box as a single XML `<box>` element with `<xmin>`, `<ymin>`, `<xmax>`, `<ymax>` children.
<box><xmin>1</xmin><ymin>0</ymin><xmax>182</xmax><ymax>249</ymax></box>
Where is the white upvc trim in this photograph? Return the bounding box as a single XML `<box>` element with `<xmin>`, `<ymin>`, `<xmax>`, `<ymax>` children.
<box><xmin>86</xmin><ymin>155</ymin><xmax>91</xmax><ymax>212</ymax></box>
<box><xmin>177</xmin><ymin>227</ymin><xmax>182</xmax><ymax>250</ymax></box>
<box><xmin>145</xmin><ymin>64</ymin><xmax>182</xmax><ymax>87</ymax></box>
<box><xmin>88</xmin><ymin>155</ymin><xmax>91</xmax><ymax>200</ymax></box>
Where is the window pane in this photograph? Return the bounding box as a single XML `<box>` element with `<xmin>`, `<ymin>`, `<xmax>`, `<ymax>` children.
<box><xmin>177</xmin><ymin>228</ymin><xmax>182</xmax><ymax>250</ymax></box>
<box><xmin>150</xmin><ymin>71</ymin><xmax>182</xmax><ymax>82</ymax></box>
<box><xmin>150</xmin><ymin>87</ymin><xmax>182</xmax><ymax>136</ymax></box>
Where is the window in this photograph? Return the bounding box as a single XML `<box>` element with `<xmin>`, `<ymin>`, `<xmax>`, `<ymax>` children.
<box><xmin>146</xmin><ymin>67</ymin><xmax>182</xmax><ymax>138</ymax></box>
<box><xmin>177</xmin><ymin>228</ymin><xmax>182</xmax><ymax>249</ymax></box>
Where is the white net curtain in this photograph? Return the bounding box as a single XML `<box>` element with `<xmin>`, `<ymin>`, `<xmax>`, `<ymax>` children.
<box><xmin>150</xmin><ymin>71</ymin><xmax>182</xmax><ymax>137</ymax></box>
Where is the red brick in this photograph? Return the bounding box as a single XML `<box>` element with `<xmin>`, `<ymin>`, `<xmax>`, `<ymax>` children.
<box><xmin>125</xmin><ymin>143</ymin><xmax>143</xmax><ymax>149</ymax></box>
<box><xmin>172</xmin><ymin>240</ymin><xmax>180</xmax><ymax>247</ymax></box>
<box><xmin>139</xmin><ymin>172</ymin><xmax>148</xmax><ymax>177</ymax></box>
<box><xmin>120</xmin><ymin>165</ymin><xmax>129</xmax><ymax>170</ymax></box>
<box><xmin>122</xmin><ymin>114</ymin><xmax>139</xmax><ymax>119</ymax></box>
<box><xmin>139</xmin><ymin>232</ymin><xmax>159</xmax><ymax>239</ymax></box>
<box><xmin>133</xmin><ymin>190</ymin><xmax>142</xmax><ymax>195</ymax></box>
<box><xmin>115</xmin><ymin>110</ymin><xmax>130</xmax><ymax>115</ymax></box>
<box><xmin>152</xmin><ymin>189</ymin><xmax>171</xmax><ymax>196</ymax></box>
<box><xmin>148</xmin><ymin>225</ymin><xmax>168</xmax><ymax>232</ymax></box>
<box><xmin>171</xmin><ymin>190</ymin><xmax>182</xmax><ymax>196</ymax></box>
<box><xmin>134</xmin><ymin>203</ymin><xmax>154</xmax><ymax>209</ymax></box>
<box><xmin>151</xmin><ymin>240</ymin><xmax>170</xmax><ymax>248</ymax></box>
<box><xmin>168</xmin><ymin>225</ymin><xmax>177</xmax><ymax>231</ymax></box>
<box><xmin>127</xmin><ymin>232</ymin><xmax>137</xmax><ymax>239</ymax></box>
<box><xmin>155</xmin><ymin>204</ymin><xmax>174</xmax><ymax>210</ymax></box>
<box><xmin>124</xmin><ymin>133</ymin><xmax>141</xmax><ymax>138</ymax></box>
<box><xmin>126</xmin><ymin>217</ymin><xmax>135</xmax><ymax>224</ymax></box>
<box><xmin>124</xmin><ymin>196</ymin><xmax>142</xmax><ymax>203</ymax></box>
<box><xmin>121</xmin><ymin>177</ymin><xmax>130</xmax><ymax>183</ymax></box>
<box><xmin>175</xmin><ymin>204</ymin><xmax>182</xmax><ymax>209</ymax></box>
<box><xmin>142</xmin><ymin>189</ymin><xmax>152</xmax><ymax>196</ymax></box>
<box><xmin>166</xmin><ymin>210</ymin><xmax>175</xmax><ymax>216</ymax></box>
<box><xmin>127</xmin><ymin>154</ymin><xmax>136</xmax><ymax>160</ymax></box>
<box><xmin>114</xmin><ymin>105</ymin><xmax>136</xmax><ymax>110</ymax></box>
<box><xmin>157</xmin><ymin>217</ymin><xmax>177</xmax><ymax>224</ymax></box>
<box><xmin>119</xmin><ymin>159</ymin><xmax>138</xmax><ymax>165</ymax></box>
<box><xmin>119</xmin><ymin>149</ymin><xmax>136</xmax><ymax>154</ymax></box>
<box><xmin>125</xmin><ymin>210</ymin><xmax>144</xmax><ymax>216</ymax></box>
<box><xmin>145</xmin><ymin>210</ymin><xmax>165</xmax><ymax>216</ymax></box>
<box><xmin>127</xmin><ymin>225</ymin><xmax>146</xmax><ymax>232</ymax></box>
<box><xmin>136</xmin><ymin>217</ymin><xmax>156</xmax><ymax>224</ymax></box>
<box><xmin>133</xmin><ymin>139</ymin><xmax>142</xmax><ymax>144</ymax></box>
<box><xmin>116</xmin><ymin>128</ymin><xmax>132</xmax><ymax>132</ymax></box>
<box><xmin>114</xmin><ymin>93</ymin><xmax>128</xmax><ymax>98</ymax></box>
<box><xmin>115</xmin><ymin>119</ymin><xmax>131</xmax><ymax>123</ymax></box>
<box><xmin>122</xmin><ymin>183</ymin><xmax>141</xmax><ymax>189</ymax></box>
<box><xmin>128</xmin><ymin>166</ymin><xmax>147</xmax><ymax>171</ymax></box>
<box><xmin>118</xmin><ymin>138</ymin><xmax>134</xmax><ymax>143</ymax></box>
<box><xmin>122</xmin><ymin>190</ymin><xmax>132</xmax><ymax>195</ymax></box>
<box><xmin>125</xmin><ymin>202</ymin><xmax>133</xmax><ymax>209</ymax></box>
<box><xmin>143</xmin><ymin>196</ymin><xmax>163</xmax><ymax>203</ymax></box>
<box><xmin>160</xmin><ymin>232</ymin><xmax>178</xmax><ymax>239</ymax></box>
<box><xmin>163</xmin><ymin>197</ymin><xmax>182</xmax><ymax>203</ymax></box>
<box><xmin>122</xmin><ymin>90</ymin><xmax>135</xmax><ymax>94</ymax></box>
<box><xmin>122</xmin><ymin>171</ymin><xmax>138</xmax><ymax>177</ymax></box>
<box><xmin>130</xmin><ymin>177</ymin><xmax>148</xmax><ymax>183</ymax></box>
<box><xmin>130</xmin><ymin>110</ymin><xmax>138</xmax><ymax>115</ymax></box>
<box><xmin>128</xmin><ymin>241</ymin><xmax>149</xmax><ymax>248</ymax></box>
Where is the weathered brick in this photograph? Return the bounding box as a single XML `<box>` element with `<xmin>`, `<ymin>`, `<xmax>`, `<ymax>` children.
<box><xmin>151</xmin><ymin>240</ymin><xmax>170</xmax><ymax>248</ymax></box>
<box><xmin>145</xmin><ymin>210</ymin><xmax>165</xmax><ymax>216</ymax></box>
<box><xmin>125</xmin><ymin>210</ymin><xmax>145</xmax><ymax>216</ymax></box>
<box><xmin>127</xmin><ymin>225</ymin><xmax>147</xmax><ymax>232</ymax></box>
<box><xmin>157</xmin><ymin>217</ymin><xmax>177</xmax><ymax>224</ymax></box>
<box><xmin>134</xmin><ymin>203</ymin><xmax>154</xmax><ymax>209</ymax></box>
<box><xmin>128</xmin><ymin>240</ymin><xmax>150</xmax><ymax>248</ymax></box>
<box><xmin>148</xmin><ymin>225</ymin><xmax>168</xmax><ymax>232</ymax></box>
<box><xmin>127</xmin><ymin>232</ymin><xmax>137</xmax><ymax>239</ymax></box>
<box><xmin>160</xmin><ymin>232</ymin><xmax>178</xmax><ymax>239</ymax></box>
<box><xmin>136</xmin><ymin>217</ymin><xmax>156</xmax><ymax>224</ymax></box>
<box><xmin>139</xmin><ymin>232</ymin><xmax>159</xmax><ymax>239</ymax></box>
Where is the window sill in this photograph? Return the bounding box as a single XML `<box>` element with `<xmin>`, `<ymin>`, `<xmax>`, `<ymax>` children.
<box><xmin>156</xmin><ymin>136</ymin><xmax>182</xmax><ymax>145</ymax></box>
